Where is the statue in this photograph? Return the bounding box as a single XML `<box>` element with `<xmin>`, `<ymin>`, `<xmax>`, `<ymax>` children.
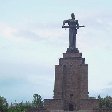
<box><xmin>62</xmin><ymin>13</ymin><xmax>85</xmax><ymax>52</ymax></box>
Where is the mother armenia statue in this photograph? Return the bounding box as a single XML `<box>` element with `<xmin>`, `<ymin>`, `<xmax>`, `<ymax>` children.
<box><xmin>62</xmin><ymin>13</ymin><xmax>85</xmax><ymax>52</ymax></box>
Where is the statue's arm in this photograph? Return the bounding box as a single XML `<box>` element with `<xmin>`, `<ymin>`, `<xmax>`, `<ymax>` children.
<box><xmin>63</xmin><ymin>20</ymin><xmax>69</xmax><ymax>26</ymax></box>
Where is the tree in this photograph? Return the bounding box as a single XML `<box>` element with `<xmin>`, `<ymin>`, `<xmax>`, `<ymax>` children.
<box><xmin>98</xmin><ymin>95</ymin><xmax>103</xmax><ymax>108</ymax></box>
<box><xmin>32</xmin><ymin>94</ymin><xmax>43</xmax><ymax>108</ymax></box>
<box><xmin>98</xmin><ymin>95</ymin><xmax>112</xmax><ymax>109</ymax></box>
<box><xmin>0</xmin><ymin>96</ymin><xmax>8</xmax><ymax>112</ymax></box>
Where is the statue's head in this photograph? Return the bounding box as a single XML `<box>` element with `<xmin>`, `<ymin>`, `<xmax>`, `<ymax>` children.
<box><xmin>71</xmin><ymin>13</ymin><xmax>75</xmax><ymax>19</ymax></box>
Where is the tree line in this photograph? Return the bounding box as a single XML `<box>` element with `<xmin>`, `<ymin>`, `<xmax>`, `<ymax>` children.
<box><xmin>0</xmin><ymin>94</ymin><xmax>43</xmax><ymax>112</ymax></box>
<box><xmin>1</xmin><ymin>94</ymin><xmax>112</xmax><ymax>112</ymax></box>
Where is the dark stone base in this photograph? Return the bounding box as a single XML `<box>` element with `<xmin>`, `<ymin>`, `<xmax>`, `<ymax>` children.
<box><xmin>66</xmin><ymin>48</ymin><xmax>79</xmax><ymax>53</ymax></box>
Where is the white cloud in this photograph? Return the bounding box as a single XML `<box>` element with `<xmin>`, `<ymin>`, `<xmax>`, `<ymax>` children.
<box><xmin>0</xmin><ymin>22</ymin><xmax>67</xmax><ymax>47</ymax></box>
<box><xmin>0</xmin><ymin>23</ymin><xmax>16</xmax><ymax>38</ymax></box>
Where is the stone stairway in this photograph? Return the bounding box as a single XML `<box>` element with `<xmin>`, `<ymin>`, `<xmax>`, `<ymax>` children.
<box><xmin>50</xmin><ymin>110</ymin><xmax>93</xmax><ymax>112</ymax></box>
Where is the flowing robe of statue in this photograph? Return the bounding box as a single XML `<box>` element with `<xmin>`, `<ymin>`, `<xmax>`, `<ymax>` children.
<box><xmin>68</xmin><ymin>19</ymin><xmax>79</xmax><ymax>50</ymax></box>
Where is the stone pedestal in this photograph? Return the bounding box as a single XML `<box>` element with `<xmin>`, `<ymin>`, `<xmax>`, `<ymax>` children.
<box><xmin>54</xmin><ymin>48</ymin><xmax>88</xmax><ymax>111</ymax></box>
<box><xmin>44</xmin><ymin>49</ymin><xmax>99</xmax><ymax>112</ymax></box>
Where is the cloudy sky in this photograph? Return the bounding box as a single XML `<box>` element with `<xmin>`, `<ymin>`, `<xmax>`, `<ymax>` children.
<box><xmin>0</xmin><ymin>0</ymin><xmax>112</xmax><ymax>103</ymax></box>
